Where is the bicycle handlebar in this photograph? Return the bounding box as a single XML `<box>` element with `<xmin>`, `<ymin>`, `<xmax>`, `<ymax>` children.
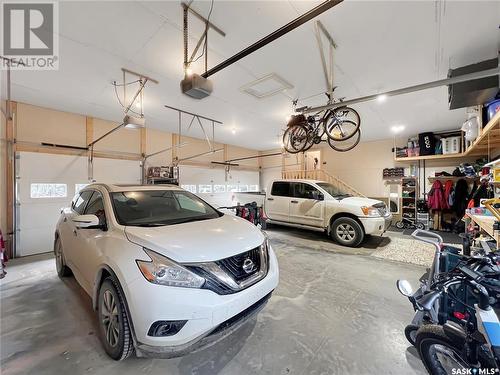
<box><xmin>411</xmin><ymin>229</ymin><xmax>443</xmax><ymax>246</ymax></box>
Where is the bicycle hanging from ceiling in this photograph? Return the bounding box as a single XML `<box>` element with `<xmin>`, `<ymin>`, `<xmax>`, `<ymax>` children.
<box><xmin>282</xmin><ymin>21</ymin><xmax>361</xmax><ymax>154</ymax></box>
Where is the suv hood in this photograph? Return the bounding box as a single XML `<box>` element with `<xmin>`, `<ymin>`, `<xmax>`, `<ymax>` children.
<box><xmin>124</xmin><ymin>214</ymin><xmax>265</xmax><ymax>263</ymax></box>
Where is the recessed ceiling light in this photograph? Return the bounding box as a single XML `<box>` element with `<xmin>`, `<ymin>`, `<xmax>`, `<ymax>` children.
<box><xmin>231</xmin><ymin>127</ymin><xmax>236</xmax><ymax>134</ymax></box>
<box><xmin>391</xmin><ymin>125</ymin><xmax>405</xmax><ymax>133</ymax></box>
<box><xmin>377</xmin><ymin>94</ymin><xmax>387</xmax><ymax>103</ymax></box>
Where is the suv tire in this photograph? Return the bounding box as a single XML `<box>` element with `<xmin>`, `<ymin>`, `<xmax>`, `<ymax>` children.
<box><xmin>97</xmin><ymin>277</ymin><xmax>134</xmax><ymax>361</ymax></box>
<box><xmin>54</xmin><ymin>237</ymin><xmax>72</xmax><ymax>277</ymax></box>
<box><xmin>330</xmin><ymin>217</ymin><xmax>364</xmax><ymax>247</ymax></box>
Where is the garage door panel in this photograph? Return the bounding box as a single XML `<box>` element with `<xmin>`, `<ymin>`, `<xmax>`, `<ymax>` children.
<box><xmin>17</xmin><ymin>152</ymin><xmax>141</xmax><ymax>256</ymax></box>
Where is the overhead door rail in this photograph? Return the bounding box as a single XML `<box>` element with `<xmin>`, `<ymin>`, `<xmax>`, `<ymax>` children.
<box><xmin>87</xmin><ymin>68</ymin><xmax>158</xmax><ymax>181</ymax></box>
<box><xmin>164</xmin><ymin>104</ymin><xmax>223</xmax><ymax>165</ymax></box>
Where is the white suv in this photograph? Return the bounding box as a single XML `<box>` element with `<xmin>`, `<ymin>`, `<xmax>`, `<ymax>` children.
<box><xmin>54</xmin><ymin>184</ymin><xmax>279</xmax><ymax>360</ymax></box>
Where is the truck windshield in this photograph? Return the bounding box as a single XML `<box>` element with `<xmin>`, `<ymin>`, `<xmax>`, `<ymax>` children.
<box><xmin>316</xmin><ymin>183</ymin><xmax>351</xmax><ymax>199</ymax></box>
<box><xmin>110</xmin><ymin>190</ymin><xmax>221</xmax><ymax>227</ymax></box>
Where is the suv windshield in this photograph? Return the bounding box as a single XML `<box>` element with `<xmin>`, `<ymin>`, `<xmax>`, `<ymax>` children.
<box><xmin>110</xmin><ymin>190</ymin><xmax>221</xmax><ymax>227</ymax></box>
<box><xmin>316</xmin><ymin>182</ymin><xmax>351</xmax><ymax>199</ymax></box>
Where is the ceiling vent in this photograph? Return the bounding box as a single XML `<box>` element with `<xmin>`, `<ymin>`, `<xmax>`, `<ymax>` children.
<box><xmin>241</xmin><ymin>73</ymin><xmax>293</xmax><ymax>99</ymax></box>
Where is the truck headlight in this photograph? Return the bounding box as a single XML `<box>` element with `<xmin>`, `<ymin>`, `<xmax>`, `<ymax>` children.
<box><xmin>137</xmin><ymin>248</ymin><xmax>205</xmax><ymax>288</ymax></box>
<box><xmin>361</xmin><ymin>206</ymin><xmax>381</xmax><ymax>217</ymax></box>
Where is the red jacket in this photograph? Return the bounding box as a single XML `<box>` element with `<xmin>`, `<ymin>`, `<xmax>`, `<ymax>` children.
<box><xmin>428</xmin><ymin>180</ymin><xmax>447</xmax><ymax>210</ymax></box>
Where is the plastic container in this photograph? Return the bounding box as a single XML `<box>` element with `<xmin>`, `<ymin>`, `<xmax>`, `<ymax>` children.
<box><xmin>442</xmin><ymin>136</ymin><xmax>461</xmax><ymax>154</ymax></box>
<box><xmin>487</xmin><ymin>99</ymin><xmax>500</xmax><ymax>121</ymax></box>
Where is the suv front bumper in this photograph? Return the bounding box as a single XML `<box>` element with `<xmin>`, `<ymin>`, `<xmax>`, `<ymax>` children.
<box><xmin>125</xmin><ymin>246</ymin><xmax>279</xmax><ymax>356</ymax></box>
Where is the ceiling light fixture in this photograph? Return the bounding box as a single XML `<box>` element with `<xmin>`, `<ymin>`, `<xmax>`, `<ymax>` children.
<box><xmin>123</xmin><ymin>114</ymin><xmax>145</xmax><ymax>129</ymax></box>
<box><xmin>377</xmin><ymin>94</ymin><xmax>387</xmax><ymax>103</ymax></box>
<box><xmin>231</xmin><ymin>127</ymin><xmax>236</xmax><ymax>134</ymax></box>
<box><xmin>390</xmin><ymin>125</ymin><xmax>405</xmax><ymax>133</ymax></box>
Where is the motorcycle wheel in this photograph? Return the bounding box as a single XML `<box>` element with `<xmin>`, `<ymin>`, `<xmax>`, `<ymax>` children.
<box><xmin>416</xmin><ymin>325</ymin><xmax>472</xmax><ymax>375</ymax></box>
<box><xmin>395</xmin><ymin>221</ymin><xmax>405</xmax><ymax>229</ymax></box>
<box><xmin>404</xmin><ymin>324</ymin><xmax>419</xmax><ymax>346</ymax></box>
<box><xmin>283</xmin><ymin>124</ymin><xmax>308</xmax><ymax>154</ymax></box>
<box><xmin>416</xmin><ymin>222</ymin><xmax>425</xmax><ymax>230</ymax></box>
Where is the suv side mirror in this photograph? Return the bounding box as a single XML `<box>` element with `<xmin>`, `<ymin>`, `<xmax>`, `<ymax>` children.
<box><xmin>312</xmin><ymin>191</ymin><xmax>324</xmax><ymax>201</ymax></box>
<box><xmin>73</xmin><ymin>214</ymin><xmax>102</xmax><ymax>229</ymax></box>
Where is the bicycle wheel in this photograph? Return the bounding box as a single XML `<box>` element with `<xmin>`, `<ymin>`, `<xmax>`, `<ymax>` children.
<box><xmin>327</xmin><ymin>128</ymin><xmax>361</xmax><ymax>152</ymax></box>
<box><xmin>283</xmin><ymin>124</ymin><xmax>308</xmax><ymax>154</ymax></box>
<box><xmin>325</xmin><ymin>107</ymin><xmax>360</xmax><ymax>141</ymax></box>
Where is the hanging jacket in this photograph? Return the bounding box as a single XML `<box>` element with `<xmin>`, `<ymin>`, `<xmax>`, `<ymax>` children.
<box><xmin>452</xmin><ymin>179</ymin><xmax>470</xmax><ymax>217</ymax></box>
<box><xmin>443</xmin><ymin>180</ymin><xmax>454</xmax><ymax>209</ymax></box>
<box><xmin>472</xmin><ymin>183</ymin><xmax>494</xmax><ymax>207</ymax></box>
<box><xmin>427</xmin><ymin>180</ymin><xmax>446</xmax><ymax>210</ymax></box>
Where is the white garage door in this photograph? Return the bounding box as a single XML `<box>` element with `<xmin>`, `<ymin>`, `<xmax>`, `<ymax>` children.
<box><xmin>179</xmin><ymin>166</ymin><xmax>259</xmax><ymax>208</ymax></box>
<box><xmin>16</xmin><ymin>152</ymin><xmax>141</xmax><ymax>256</ymax></box>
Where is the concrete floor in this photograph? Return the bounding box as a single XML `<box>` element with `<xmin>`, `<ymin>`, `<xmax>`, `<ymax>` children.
<box><xmin>1</xmin><ymin>228</ymin><xmax>427</xmax><ymax>375</ymax></box>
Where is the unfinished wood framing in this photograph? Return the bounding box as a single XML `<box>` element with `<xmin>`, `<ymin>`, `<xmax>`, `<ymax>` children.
<box><xmin>5</xmin><ymin>101</ymin><xmax>16</xmax><ymax>258</ymax></box>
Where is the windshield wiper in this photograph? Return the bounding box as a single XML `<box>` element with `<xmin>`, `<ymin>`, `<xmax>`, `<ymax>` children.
<box><xmin>171</xmin><ymin>217</ymin><xmax>213</xmax><ymax>225</ymax></box>
<box><xmin>130</xmin><ymin>223</ymin><xmax>167</xmax><ymax>227</ymax></box>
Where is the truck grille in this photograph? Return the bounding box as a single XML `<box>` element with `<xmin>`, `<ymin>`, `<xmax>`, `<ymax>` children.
<box><xmin>374</xmin><ymin>202</ymin><xmax>388</xmax><ymax>216</ymax></box>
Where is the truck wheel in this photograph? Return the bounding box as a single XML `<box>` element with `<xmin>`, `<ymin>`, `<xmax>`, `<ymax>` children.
<box><xmin>330</xmin><ymin>217</ymin><xmax>364</xmax><ymax>247</ymax></box>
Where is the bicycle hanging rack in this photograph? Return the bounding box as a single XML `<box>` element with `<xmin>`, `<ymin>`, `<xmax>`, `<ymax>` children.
<box><xmin>282</xmin><ymin>21</ymin><xmax>362</xmax><ymax>154</ymax></box>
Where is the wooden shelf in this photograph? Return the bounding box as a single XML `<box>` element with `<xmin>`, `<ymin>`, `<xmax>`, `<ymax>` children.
<box><xmin>428</xmin><ymin>176</ymin><xmax>479</xmax><ymax>182</ymax></box>
<box><xmin>395</xmin><ymin>111</ymin><xmax>500</xmax><ymax>162</ymax></box>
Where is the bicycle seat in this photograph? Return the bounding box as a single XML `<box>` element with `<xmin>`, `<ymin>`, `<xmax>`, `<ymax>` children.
<box><xmin>295</xmin><ymin>106</ymin><xmax>309</xmax><ymax>113</ymax></box>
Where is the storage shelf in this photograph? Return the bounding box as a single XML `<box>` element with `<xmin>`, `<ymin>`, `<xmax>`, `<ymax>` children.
<box><xmin>427</xmin><ymin>176</ymin><xmax>479</xmax><ymax>182</ymax></box>
<box><xmin>395</xmin><ymin>111</ymin><xmax>500</xmax><ymax>162</ymax></box>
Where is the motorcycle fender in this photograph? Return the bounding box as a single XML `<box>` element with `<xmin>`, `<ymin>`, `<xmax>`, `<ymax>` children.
<box><xmin>443</xmin><ymin>321</ymin><xmax>466</xmax><ymax>345</ymax></box>
<box><xmin>410</xmin><ymin>310</ymin><xmax>426</xmax><ymax>326</ymax></box>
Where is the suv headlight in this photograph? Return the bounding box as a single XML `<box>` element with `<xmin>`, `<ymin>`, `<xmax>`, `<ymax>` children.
<box><xmin>361</xmin><ymin>206</ymin><xmax>381</xmax><ymax>217</ymax></box>
<box><xmin>137</xmin><ymin>248</ymin><xmax>205</xmax><ymax>288</ymax></box>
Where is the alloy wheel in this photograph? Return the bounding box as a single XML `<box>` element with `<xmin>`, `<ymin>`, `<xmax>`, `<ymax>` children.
<box><xmin>101</xmin><ymin>290</ymin><xmax>120</xmax><ymax>347</ymax></box>
<box><xmin>336</xmin><ymin>224</ymin><xmax>356</xmax><ymax>242</ymax></box>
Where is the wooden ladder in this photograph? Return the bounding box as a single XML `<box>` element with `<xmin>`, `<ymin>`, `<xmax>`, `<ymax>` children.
<box><xmin>281</xmin><ymin>169</ymin><xmax>366</xmax><ymax>197</ymax></box>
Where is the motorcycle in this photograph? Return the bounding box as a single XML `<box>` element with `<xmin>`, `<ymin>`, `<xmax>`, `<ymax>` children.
<box><xmin>414</xmin><ymin>265</ymin><xmax>500</xmax><ymax>373</ymax></box>
<box><xmin>396</xmin><ymin>229</ymin><xmax>463</xmax><ymax>345</ymax></box>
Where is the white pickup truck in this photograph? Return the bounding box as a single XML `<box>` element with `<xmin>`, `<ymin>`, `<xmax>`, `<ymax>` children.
<box><xmin>263</xmin><ymin>179</ymin><xmax>392</xmax><ymax>247</ymax></box>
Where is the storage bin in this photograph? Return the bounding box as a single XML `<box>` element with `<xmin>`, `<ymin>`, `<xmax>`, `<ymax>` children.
<box><xmin>418</xmin><ymin>132</ymin><xmax>435</xmax><ymax>155</ymax></box>
<box><xmin>487</xmin><ymin>99</ymin><xmax>500</xmax><ymax>121</ymax></box>
<box><xmin>442</xmin><ymin>136</ymin><xmax>461</xmax><ymax>154</ymax></box>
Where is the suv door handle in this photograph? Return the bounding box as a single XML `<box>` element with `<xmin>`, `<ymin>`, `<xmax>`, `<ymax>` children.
<box><xmin>267</xmin><ymin>198</ymin><xmax>274</xmax><ymax>201</ymax></box>
<box><xmin>73</xmin><ymin>229</ymin><xmax>77</xmax><ymax>236</ymax></box>
<box><xmin>291</xmin><ymin>200</ymin><xmax>299</xmax><ymax>204</ymax></box>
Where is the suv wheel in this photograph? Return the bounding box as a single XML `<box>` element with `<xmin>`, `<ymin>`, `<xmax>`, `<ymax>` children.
<box><xmin>54</xmin><ymin>237</ymin><xmax>72</xmax><ymax>277</ymax></box>
<box><xmin>97</xmin><ymin>278</ymin><xmax>134</xmax><ymax>360</ymax></box>
<box><xmin>330</xmin><ymin>217</ymin><xmax>364</xmax><ymax>247</ymax></box>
